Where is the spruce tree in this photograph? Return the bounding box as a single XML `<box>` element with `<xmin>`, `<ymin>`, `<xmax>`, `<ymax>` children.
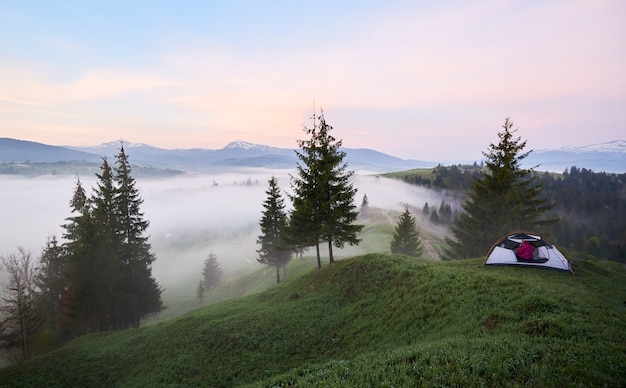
<box><xmin>201</xmin><ymin>252</ymin><xmax>223</xmax><ymax>292</ymax></box>
<box><xmin>59</xmin><ymin>177</ymin><xmax>94</xmax><ymax>336</ymax></box>
<box><xmin>61</xmin><ymin>161</ymin><xmax>117</xmax><ymax>334</ymax></box>
<box><xmin>89</xmin><ymin>158</ymin><xmax>120</xmax><ymax>330</ymax></box>
<box><xmin>360</xmin><ymin>194</ymin><xmax>370</xmax><ymax>218</ymax></box>
<box><xmin>290</xmin><ymin>111</ymin><xmax>363</xmax><ymax>268</ymax></box>
<box><xmin>390</xmin><ymin>205</ymin><xmax>423</xmax><ymax>257</ymax></box>
<box><xmin>60</xmin><ymin>147</ymin><xmax>163</xmax><ymax>335</ymax></box>
<box><xmin>257</xmin><ymin>177</ymin><xmax>291</xmax><ymax>283</ymax></box>
<box><xmin>34</xmin><ymin>236</ymin><xmax>65</xmax><ymax>332</ymax></box>
<box><xmin>113</xmin><ymin>145</ymin><xmax>163</xmax><ymax>328</ymax></box>
<box><xmin>444</xmin><ymin>118</ymin><xmax>557</xmax><ymax>259</ymax></box>
<box><xmin>289</xmin><ymin>116</ymin><xmax>324</xmax><ymax>268</ymax></box>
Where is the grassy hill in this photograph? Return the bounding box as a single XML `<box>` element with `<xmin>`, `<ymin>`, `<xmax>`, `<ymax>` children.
<box><xmin>1</xmin><ymin>254</ymin><xmax>625</xmax><ymax>387</ymax></box>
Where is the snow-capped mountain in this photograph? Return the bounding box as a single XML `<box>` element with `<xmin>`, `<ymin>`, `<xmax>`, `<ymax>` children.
<box><xmin>223</xmin><ymin>140</ymin><xmax>282</xmax><ymax>152</ymax></box>
<box><xmin>556</xmin><ymin>140</ymin><xmax>626</xmax><ymax>153</ymax></box>
<box><xmin>525</xmin><ymin>140</ymin><xmax>626</xmax><ymax>173</ymax></box>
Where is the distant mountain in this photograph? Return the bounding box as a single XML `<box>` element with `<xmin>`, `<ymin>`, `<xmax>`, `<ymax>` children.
<box><xmin>558</xmin><ymin>140</ymin><xmax>626</xmax><ymax>153</ymax></box>
<box><xmin>1</xmin><ymin>137</ymin><xmax>624</xmax><ymax>174</ymax></box>
<box><xmin>0</xmin><ymin>138</ymin><xmax>101</xmax><ymax>163</ymax></box>
<box><xmin>525</xmin><ymin>140</ymin><xmax>626</xmax><ymax>173</ymax></box>
<box><xmin>64</xmin><ymin>139</ymin><xmax>433</xmax><ymax>173</ymax></box>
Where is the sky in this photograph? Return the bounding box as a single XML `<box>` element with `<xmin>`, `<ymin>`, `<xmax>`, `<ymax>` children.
<box><xmin>1</xmin><ymin>0</ymin><xmax>624</xmax><ymax>161</ymax></box>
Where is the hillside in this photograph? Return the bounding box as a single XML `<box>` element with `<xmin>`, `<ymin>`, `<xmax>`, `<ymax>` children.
<box><xmin>1</xmin><ymin>254</ymin><xmax>624</xmax><ymax>386</ymax></box>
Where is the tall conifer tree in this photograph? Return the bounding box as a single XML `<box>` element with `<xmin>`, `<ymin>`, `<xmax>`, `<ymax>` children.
<box><xmin>60</xmin><ymin>177</ymin><xmax>93</xmax><ymax>336</ymax></box>
<box><xmin>257</xmin><ymin>177</ymin><xmax>291</xmax><ymax>283</ymax></box>
<box><xmin>90</xmin><ymin>158</ymin><xmax>120</xmax><ymax>330</ymax></box>
<box><xmin>34</xmin><ymin>236</ymin><xmax>65</xmax><ymax>332</ymax></box>
<box><xmin>60</xmin><ymin>147</ymin><xmax>163</xmax><ymax>335</ymax></box>
<box><xmin>444</xmin><ymin>118</ymin><xmax>556</xmax><ymax>259</ymax></box>
<box><xmin>61</xmin><ymin>162</ymin><xmax>117</xmax><ymax>334</ymax></box>
<box><xmin>290</xmin><ymin>111</ymin><xmax>363</xmax><ymax>268</ymax></box>
<box><xmin>113</xmin><ymin>145</ymin><xmax>163</xmax><ymax>328</ymax></box>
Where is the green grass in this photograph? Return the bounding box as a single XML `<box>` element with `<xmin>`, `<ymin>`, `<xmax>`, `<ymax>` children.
<box><xmin>381</xmin><ymin>168</ymin><xmax>435</xmax><ymax>180</ymax></box>
<box><xmin>1</xmin><ymin>255</ymin><xmax>625</xmax><ymax>387</ymax></box>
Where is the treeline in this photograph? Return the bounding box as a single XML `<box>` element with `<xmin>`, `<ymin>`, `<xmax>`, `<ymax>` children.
<box><xmin>395</xmin><ymin>164</ymin><xmax>626</xmax><ymax>262</ymax></box>
<box><xmin>540</xmin><ymin>167</ymin><xmax>626</xmax><ymax>262</ymax></box>
<box><xmin>0</xmin><ymin>146</ymin><xmax>164</xmax><ymax>362</ymax></box>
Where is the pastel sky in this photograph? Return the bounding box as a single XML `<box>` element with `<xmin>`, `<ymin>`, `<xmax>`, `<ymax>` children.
<box><xmin>1</xmin><ymin>1</ymin><xmax>624</xmax><ymax>161</ymax></box>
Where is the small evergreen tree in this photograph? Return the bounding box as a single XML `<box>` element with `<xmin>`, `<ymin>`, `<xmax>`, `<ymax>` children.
<box><xmin>444</xmin><ymin>118</ymin><xmax>557</xmax><ymax>259</ymax></box>
<box><xmin>390</xmin><ymin>205</ymin><xmax>423</xmax><ymax>257</ymax></box>
<box><xmin>257</xmin><ymin>177</ymin><xmax>291</xmax><ymax>283</ymax></box>
<box><xmin>439</xmin><ymin>200</ymin><xmax>453</xmax><ymax>223</ymax></box>
<box><xmin>360</xmin><ymin>194</ymin><xmax>370</xmax><ymax>218</ymax></box>
<box><xmin>429</xmin><ymin>208</ymin><xmax>440</xmax><ymax>224</ymax></box>
<box><xmin>201</xmin><ymin>252</ymin><xmax>223</xmax><ymax>293</ymax></box>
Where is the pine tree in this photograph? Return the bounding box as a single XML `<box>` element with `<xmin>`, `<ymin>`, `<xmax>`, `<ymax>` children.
<box><xmin>113</xmin><ymin>145</ymin><xmax>163</xmax><ymax>328</ymax></box>
<box><xmin>360</xmin><ymin>194</ymin><xmax>370</xmax><ymax>218</ymax></box>
<box><xmin>429</xmin><ymin>208</ymin><xmax>440</xmax><ymax>224</ymax></box>
<box><xmin>289</xmin><ymin>111</ymin><xmax>363</xmax><ymax>268</ymax></box>
<box><xmin>257</xmin><ymin>177</ymin><xmax>291</xmax><ymax>283</ymax></box>
<box><xmin>60</xmin><ymin>147</ymin><xmax>164</xmax><ymax>335</ymax></box>
<box><xmin>444</xmin><ymin>118</ymin><xmax>557</xmax><ymax>259</ymax></box>
<box><xmin>89</xmin><ymin>158</ymin><xmax>120</xmax><ymax>330</ymax></box>
<box><xmin>59</xmin><ymin>177</ymin><xmax>94</xmax><ymax>337</ymax></box>
<box><xmin>61</xmin><ymin>162</ymin><xmax>117</xmax><ymax>335</ymax></box>
<box><xmin>201</xmin><ymin>252</ymin><xmax>223</xmax><ymax>292</ymax></box>
<box><xmin>439</xmin><ymin>200</ymin><xmax>452</xmax><ymax>223</ymax></box>
<box><xmin>289</xmin><ymin>115</ymin><xmax>324</xmax><ymax>268</ymax></box>
<box><xmin>34</xmin><ymin>236</ymin><xmax>65</xmax><ymax>332</ymax></box>
<box><xmin>390</xmin><ymin>205</ymin><xmax>423</xmax><ymax>257</ymax></box>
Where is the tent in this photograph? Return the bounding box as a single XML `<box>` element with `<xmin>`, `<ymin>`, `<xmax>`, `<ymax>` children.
<box><xmin>483</xmin><ymin>231</ymin><xmax>574</xmax><ymax>274</ymax></box>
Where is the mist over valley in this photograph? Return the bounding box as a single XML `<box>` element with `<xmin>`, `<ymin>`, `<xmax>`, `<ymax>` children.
<box><xmin>0</xmin><ymin>169</ymin><xmax>455</xmax><ymax>319</ymax></box>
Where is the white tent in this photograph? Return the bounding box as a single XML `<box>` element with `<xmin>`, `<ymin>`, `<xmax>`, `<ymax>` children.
<box><xmin>483</xmin><ymin>231</ymin><xmax>574</xmax><ymax>274</ymax></box>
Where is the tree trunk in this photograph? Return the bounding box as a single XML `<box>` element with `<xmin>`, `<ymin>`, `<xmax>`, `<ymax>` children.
<box><xmin>328</xmin><ymin>239</ymin><xmax>334</xmax><ymax>264</ymax></box>
<box><xmin>316</xmin><ymin>243</ymin><xmax>321</xmax><ymax>270</ymax></box>
<box><xmin>275</xmin><ymin>265</ymin><xmax>280</xmax><ymax>284</ymax></box>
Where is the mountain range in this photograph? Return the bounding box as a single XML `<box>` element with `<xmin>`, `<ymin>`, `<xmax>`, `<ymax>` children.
<box><xmin>1</xmin><ymin>137</ymin><xmax>625</xmax><ymax>174</ymax></box>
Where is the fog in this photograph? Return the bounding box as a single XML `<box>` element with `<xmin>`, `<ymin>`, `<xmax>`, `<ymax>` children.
<box><xmin>0</xmin><ymin>170</ymin><xmax>456</xmax><ymax>298</ymax></box>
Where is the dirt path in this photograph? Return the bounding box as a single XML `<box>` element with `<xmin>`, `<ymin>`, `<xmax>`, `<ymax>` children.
<box><xmin>420</xmin><ymin>237</ymin><xmax>440</xmax><ymax>261</ymax></box>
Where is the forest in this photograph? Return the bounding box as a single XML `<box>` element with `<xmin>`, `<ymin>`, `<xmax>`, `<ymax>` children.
<box><xmin>391</xmin><ymin>164</ymin><xmax>626</xmax><ymax>263</ymax></box>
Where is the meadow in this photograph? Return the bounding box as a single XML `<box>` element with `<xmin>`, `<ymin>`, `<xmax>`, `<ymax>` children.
<box><xmin>1</xmin><ymin>252</ymin><xmax>624</xmax><ymax>386</ymax></box>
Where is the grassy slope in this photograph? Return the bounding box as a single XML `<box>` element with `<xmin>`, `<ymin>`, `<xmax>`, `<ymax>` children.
<box><xmin>1</xmin><ymin>254</ymin><xmax>625</xmax><ymax>387</ymax></box>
